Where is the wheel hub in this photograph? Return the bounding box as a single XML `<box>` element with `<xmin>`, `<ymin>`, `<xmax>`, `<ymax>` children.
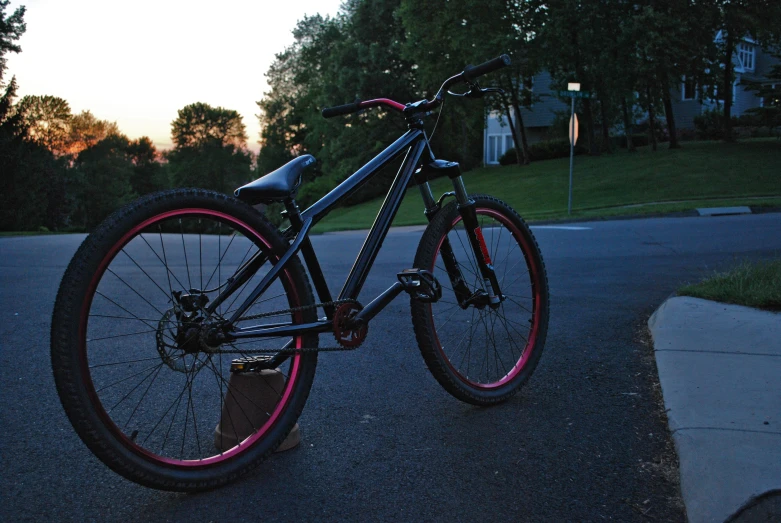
<box><xmin>155</xmin><ymin>292</ymin><xmax>216</xmax><ymax>372</ymax></box>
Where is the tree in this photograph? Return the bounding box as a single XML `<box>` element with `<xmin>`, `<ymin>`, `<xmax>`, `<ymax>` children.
<box><xmin>127</xmin><ymin>136</ymin><xmax>167</xmax><ymax>195</ymax></box>
<box><xmin>167</xmin><ymin>103</ymin><xmax>252</xmax><ymax>195</ymax></box>
<box><xmin>171</xmin><ymin>102</ymin><xmax>247</xmax><ymax>149</ymax></box>
<box><xmin>399</xmin><ymin>0</ymin><xmax>536</xmax><ymax>164</ymax></box>
<box><xmin>72</xmin><ymin>134</ymin><xmax>134</xmax><ymax>229</ymax></box>
<box><xmin>65</xmin><ymin>110</ymin><xmax>120</xmax><ymax>157</ymax></box>
<box><xmin>258</xmin><ymin>1</ymin><xmax>422</xmax><ymax>207</ymax></box>
<box><xmin>0</xmin><ymin>1</ymin><xmax>25</xmax><ymax>85</ymax></box>
<box><xmin>14</xmin><ymin>95</ymin><xmax>72</xmax><ymax>153</ymax></box>
<box><xmin>709</xmin><ymin>0</ymin><xmax>781</xmax><ymax>141</ymax></box>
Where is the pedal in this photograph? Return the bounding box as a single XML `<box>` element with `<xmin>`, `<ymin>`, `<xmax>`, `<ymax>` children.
<box><xmin>231</xmin><ymin>355</ymin><xmax>278</xmax><ymax>373</ymax></box>
<box><xmin>397</xmin><ymin>269</ymin><xmax>442</xmax><ymax>303</ymax></box>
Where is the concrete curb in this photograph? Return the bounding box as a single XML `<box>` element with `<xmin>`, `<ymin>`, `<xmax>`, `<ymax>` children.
<box><xmin>648</xmin><ymin>297</ymin><xmax>781</xmax><ymax>523</ymax></box>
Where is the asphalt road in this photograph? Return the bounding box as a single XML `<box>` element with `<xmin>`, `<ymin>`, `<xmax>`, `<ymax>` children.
<box><xmin>2</xmin><ymin>212</ymin><xmax>780</xmax><ymax>522</ymax></box>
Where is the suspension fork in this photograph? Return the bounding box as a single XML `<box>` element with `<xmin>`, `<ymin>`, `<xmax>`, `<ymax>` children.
<box><xmin>419</xmin><ymin>181</ymin><xmax>472</xmax><ymax>305</ymax></box>
<box><xmin>417</xmin><ymin>159</ymin><xmax>502</xmax><ymax>307</ymax></box>
<box><xmin>451</xmin><ymin>175</ymin><xmax>502</xmax><ymax>307</ymax></box>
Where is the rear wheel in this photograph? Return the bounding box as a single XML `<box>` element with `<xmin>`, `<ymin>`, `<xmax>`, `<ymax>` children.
<box><xmin>411</xmin><ymin>195</ymin><xmax>549</xmax><ymax>405</ymax></box>
<box><xmin>51</xmin><ymin>188</ymin><xmax>317</xmax><ymax>491</ymax></box>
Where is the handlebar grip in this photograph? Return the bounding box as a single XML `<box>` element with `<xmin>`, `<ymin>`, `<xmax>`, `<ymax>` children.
<box><xmin>463</xmin><ymin>54</ymin><xmax>511</xmax><ymax>80</ymax></box>
<box><xmin>322</xmin><ymin>101</ymin><xmax>362</xmax><ymax>118</ymax></box>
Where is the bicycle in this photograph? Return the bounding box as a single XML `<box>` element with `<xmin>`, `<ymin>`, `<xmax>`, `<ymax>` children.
<box><xmin>51</xmin><ymin>54</ymin><xmax>549</xmax><ymax>491</ymax></box>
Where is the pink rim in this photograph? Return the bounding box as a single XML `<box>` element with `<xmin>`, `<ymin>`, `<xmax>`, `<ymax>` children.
<box><xmin>79</xmin><ymin>208</ymin><xmax>303</xmax><ymax>467</ymax></box>
<box><xmin>429</xmin><ymin>208</ymin><xmax>541</xmax><ymax>390</ymax></box>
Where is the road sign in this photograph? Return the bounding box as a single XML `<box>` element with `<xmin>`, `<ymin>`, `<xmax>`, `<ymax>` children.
<box><xmin>557</xmin><ymin>90</ymin><xmax>593</xmax><ymax>99</ymax></box>
<box><xmin>569</xmin><ymin>113</ymin><xmax>579</xmax><ymax>146</ymax></box>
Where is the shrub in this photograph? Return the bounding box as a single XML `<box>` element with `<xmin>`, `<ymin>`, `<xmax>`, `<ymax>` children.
<box><xmin>499</xmin><ymin>139</ymin><xmax>588</xmax><ymax>165</ymax></box>
<box><xmin>614</xmin><ymin>134</ymin><xmax>650</xmax><ymax>148</ymax></box>
<box><xmin>499</xmin><ymin>148</ymin><xmax>518</xmax><ymax>165</ymax></box>
<box><xmin>693</xmin><ymin>109</ymin><xmax>740</xmax><ymax>140</ymax></box>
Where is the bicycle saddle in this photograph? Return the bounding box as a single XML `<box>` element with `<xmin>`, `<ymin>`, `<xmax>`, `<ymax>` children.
<box><xmin>234</xmin><ymin>155</ymin><xmax>316</xmax><ymax>204</ymax></box>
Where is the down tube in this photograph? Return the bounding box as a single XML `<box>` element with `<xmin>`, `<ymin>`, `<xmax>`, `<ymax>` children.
<box><xmin>339</xmin><ymin>140</ymin><xmax>428</xmax><ymax>301</ymax></box>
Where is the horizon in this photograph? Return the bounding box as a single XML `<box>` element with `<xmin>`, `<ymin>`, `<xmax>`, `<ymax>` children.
<box><xmin>5</xmin><ymin>0</ymin><xmax>345</xmax><ymax>154</ymax></box>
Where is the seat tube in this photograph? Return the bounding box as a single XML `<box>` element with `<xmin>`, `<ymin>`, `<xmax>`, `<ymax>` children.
<box><xmin>451</xmin><ymin>175</ymin><xmax>502</xmax><ymax>306</ymax></box>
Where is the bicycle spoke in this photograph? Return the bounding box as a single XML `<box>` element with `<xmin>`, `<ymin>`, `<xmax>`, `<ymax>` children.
<box><xmin>504</xmin><ymin>295</ymin><xmax>534</xmax><ymax>315</ymax></box>
<box><xmin>87</xmin><ymin>328</ymin><xmax>159</xmax><ymax>342</ymax></box>
<box><xmin>138</xmin><ymin>233</ymin><xmax>190</xmax><ymax>295</ymax></box>
<box><xmin>105</xmin><ymin>268</ymin><xmax>166</xmax><ymax>316</ymax></box>
<box><xmin>203</xmin><ymin>225</ymin><xmax>238</xmax><ymax>292</ymax></box>
<box><xmin>95</xmin><ymin>361</ymin><xmax>167</xmax><ymax>393</ymax></box>
<box><xmin>107</xmin><ymin>362</ymin><xmax>166</xmax><ymax>412</ymax></box>
<box><xmin>90</xmin><ymin>356</ymin><xmax>169</xmax><ymax>369</ymax></box>
<box><xmin>120</xmin><ymin>248</ymin><xmax>172</xmax><ymax>302</ymax></box>
<box><xmin>158</xmin><ymin>226</ymin><xmax>176</xmax><ymax>297</ymax></box>
<box><xmin>180</xmin><ymin>219</ymin><xmax>193</xmax><ymax>291</ymax></box>
<box><xmin>123</xmin><ymin>362</ymin><xmax>165</xmax><ymax>430</ymax></box>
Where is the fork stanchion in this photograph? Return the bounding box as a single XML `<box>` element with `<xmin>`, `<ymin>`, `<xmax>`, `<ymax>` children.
<box><xmin>214</xmin><ymin>369</ymin><xmax>301</xmax><ymax>453</ymax></box>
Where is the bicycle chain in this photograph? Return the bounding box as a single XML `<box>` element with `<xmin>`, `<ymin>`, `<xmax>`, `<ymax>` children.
<box><xmin>213</xmin><ymin>298</ymin><xmax>361</xmax><ymax>355</ymax></box>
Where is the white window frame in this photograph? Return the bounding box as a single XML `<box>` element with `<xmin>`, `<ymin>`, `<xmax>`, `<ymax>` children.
<box><xmin>712</xmin><ymin>79</ymin><xmax>738</xmax><ymax>105</ymax></box>
<box><xmin>486</xmin><ymin>133</ymin><xmax>513</xmax><ymax>164</ymax></box>
<box><xmin>737</xmin><ymin>42</ymin><xmax>755</xmax><ymax>72</ymax></box>
<box><xmin>681</xmin><ymin>76</ymin><xmax>697</xmax><ymax>101</ymax></box>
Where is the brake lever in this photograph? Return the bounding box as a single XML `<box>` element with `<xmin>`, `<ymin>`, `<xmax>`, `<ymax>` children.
<box><xmin>447</xmin><ymin>86</ymin><xmax>505</xmax><ymax>98</ymax></box>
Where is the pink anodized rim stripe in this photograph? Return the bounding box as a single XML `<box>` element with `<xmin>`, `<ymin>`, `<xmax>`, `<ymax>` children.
<box><xmin>429</xmin><ymin>208</ymin><xmax>541</xmax><ymax>390</ymax></box>
<box><xmin>79</xmin><ymin>208</ymin><xmax>303</xmax><ymax>467</ymax></box>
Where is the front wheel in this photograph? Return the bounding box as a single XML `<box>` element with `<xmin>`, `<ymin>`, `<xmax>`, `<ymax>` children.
<box><xmin>411</xmin><ymin>195</ymin><xmax>549</xmax><ymax>405</ymax></box>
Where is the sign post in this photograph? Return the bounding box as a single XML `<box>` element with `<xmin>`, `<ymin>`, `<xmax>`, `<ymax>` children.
<box><xmin>558</xmin><ymin>84</ymin><xmax>592</xmax><ymax>215</ymax></box>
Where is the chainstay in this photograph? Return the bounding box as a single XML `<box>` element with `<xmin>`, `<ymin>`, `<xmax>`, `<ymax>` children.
<box><xmin>237</xmin><ymin>298</ymin><xmax>358</xmax><ymax>322</ymax></box>
<box><xmin>217</xmin><ymin>298</ymin><xmax>361</xmax><ymax>354</ymax></box>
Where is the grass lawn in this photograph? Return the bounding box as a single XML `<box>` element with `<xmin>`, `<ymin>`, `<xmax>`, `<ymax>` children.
<box><xmin>315</xmin><ymin>138</ymin><xmax>781</xmax><ymax>233</ymax></box>
<box><xmin>679</xmin><ymin>259</ymin><xmax>781</xmax><ymax>311</ymax></box>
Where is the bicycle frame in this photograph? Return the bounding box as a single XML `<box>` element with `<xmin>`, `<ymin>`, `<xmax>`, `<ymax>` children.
<box><xmin>216</xmin><ymin>128</ymin><xmax>429</xmax><ymax>342</ymax></box>
<box><xmin>211</xmin><ymin>113</ymin><xmax>504</xmax><ymax>345</ymax></box>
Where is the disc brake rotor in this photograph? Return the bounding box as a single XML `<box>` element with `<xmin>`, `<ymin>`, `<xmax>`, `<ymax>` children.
<box><xmin>156</xmin><ymin>308</ymin><xmax>206</xmax><ymax>373</ymax></box>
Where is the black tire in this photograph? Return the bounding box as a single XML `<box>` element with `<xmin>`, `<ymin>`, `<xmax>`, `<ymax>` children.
<box><xmin>411</xmin><ymin>195</ymin><xmax>549</xmax><ymax>405</ymax></box>
<box><xmin>51</xmin><ymin>188</ymin><xmax>318</xmax><ymax>491</ymax></box>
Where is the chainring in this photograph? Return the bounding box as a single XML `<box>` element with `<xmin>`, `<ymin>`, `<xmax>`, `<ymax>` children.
<box><xmin>332</xmin><ymin>302</ymin><xmax>368</xmax><ymax>348</ymax></box>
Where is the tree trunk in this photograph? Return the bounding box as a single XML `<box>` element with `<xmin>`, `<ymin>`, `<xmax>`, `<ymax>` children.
<box><xmin>461</xmin><ymin>119</ymin><xmax>469</xmax><ymax>165</ymax></box>
<box><xmin>599</xmin><ymin>99</ymin><xmax>612</xmax><ymax>153</ymax></box>
<box><xmin>511</xmin><ymin>100</ymin><xmax>531</xmax><ymax>165</ymax></box>
<box><xmin>501</xmin><ymin>99</ymin><xmax>525</xmax><ymax>165</ymax></box>
<box><xmin>662</xmin><ymin>86</ymin><xmax>680</xmax><ymax>149</ymax></box>
<box><xmin>723</xmin><ymin>31</ymin><xmax>735</xmax><ymax>142</ymax></box>
<box><xmin>583</xmin><ymin>99</ymin><xmax>599</xmax><ymax>156</ymax></box>
<box><xmin>646</xmin><ymin>84</ymin><xmax>658</xmax><ymax>151</ymax></box>
<box><xmin>621</xmin><ymin>97</ymin><xmax>636</xmax><ymax>152</ymax></box>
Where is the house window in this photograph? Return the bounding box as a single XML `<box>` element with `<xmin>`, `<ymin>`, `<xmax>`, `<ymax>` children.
<box><xmin>737</xmin><ymin>43</ymin><xmax>755</xmax><ymax>71</ymax></box>
<box><xmin>487</xmin><ymin>134</ymin><xmax>513</xmax><ymax>164</ymax></box>
<box><xmin>682</xmin><ymin>76</ymin><xmax>697</xmax><ymax>100</ymax></box>
<box><xmin>714</xmin><ymin>79</ymin><xmax>738</xmax><ymax>103</ymax></box>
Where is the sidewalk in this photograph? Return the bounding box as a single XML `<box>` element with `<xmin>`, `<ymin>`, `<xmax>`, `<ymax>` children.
<box><xmin>648</xmin><ymin>297</ymin><xmax>781</xmax><ymax>522</ymax></box>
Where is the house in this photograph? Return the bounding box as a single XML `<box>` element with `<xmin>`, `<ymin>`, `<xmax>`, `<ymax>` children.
<box><xmin>483</xmin><ymin>71</ymin><xmax>567</xmax><ymax>165</ymax></box>
<box><xmin>671</xmin><ymin>37</ymin><xmax>779</xmax><ymax>129</ymax></box>
<box><xmin>483</xmin><ymin>38</ymin><xmax>779</xmax><ymax>165</ymax></box>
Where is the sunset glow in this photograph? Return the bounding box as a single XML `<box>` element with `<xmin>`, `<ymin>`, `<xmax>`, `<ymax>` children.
<box><xmin>6</xmin><ymin>0</ymin><xmax>344</xmax><ymax>152</ymax></box>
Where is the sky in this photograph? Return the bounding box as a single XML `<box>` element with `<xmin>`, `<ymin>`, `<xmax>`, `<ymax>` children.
<box><xmin>5</xmin><ymin>0</ymin><xmax>345</xmax><ymax>152</ymax></box>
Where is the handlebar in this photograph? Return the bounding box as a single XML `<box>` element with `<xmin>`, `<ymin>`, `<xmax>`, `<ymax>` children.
<box><xmin>463</xmin><ymin>55</ymin><xmax>512</xmax><ymax>81</ymax></box>
<box><xmin>321</xmin><ymin>54</ymin><xmax>510</xmax><ymax>119</ymax></box>
<box><xmin>321</xmin><ymin>101</ymin><xmax>363</xmax><ymax>119</ymax></box>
